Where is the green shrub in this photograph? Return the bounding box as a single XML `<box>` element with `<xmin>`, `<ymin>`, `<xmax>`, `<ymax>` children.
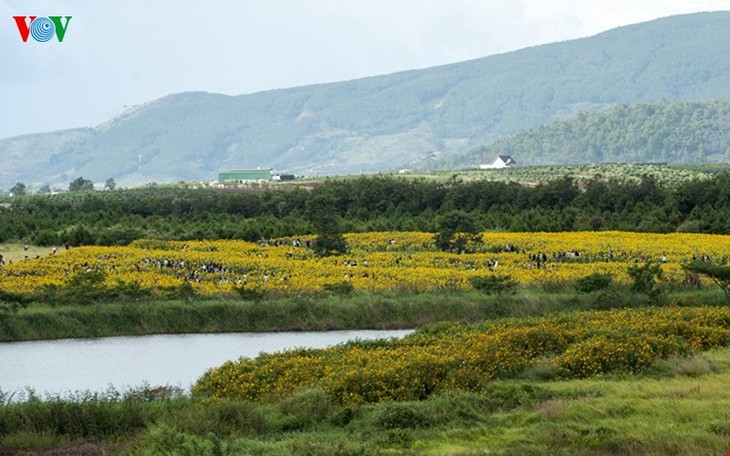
<box><xmin>176</xmin><ymin>400</ymin><xmax>266</xmax><ymax>437</ymax></box>
<box><xmin>575</xmin><ymin>273</ymin><xmax>613</xmax><ymax>293</ymax></box>
<box><xmin>521</xmin><ymin>358</ymin><xmax>565</xmax><ymax>381</ymax></box>
<box><xmin>96</xmin><ymin>226</ymin><xmax>144</xmax><ymax>246</ymax></box>
<box><xmin>131</xmin><ymin>425</ymin><xmax>226</xmax><ymax>456</ymax></box>
<box><xmin>31</xmin><ymin>229</ymin><xmax>59</xmax><ymax>247</ymax></box>
<box><xmin>627</xmin><ymin>262</ymin><xmax>663</xmax><ymax>295</ymax></box>
<box><xmin>278</xmin><ymin>389</ymin><xmax>335</xmax><ymax>428</ymax></box>
<box><xmin>375</xmin><ymin>429</ymin><xmax>415</xmax><ymax>448</ymax></box>
<box><xmin>0</xmin><ymin>392</ymin><xmax>149</xmax><ymax>441</ymax></box>
<box><xmin>470</xmin><ymin>275</ymin><xmax>517</xmax><ymax>294</ymax></box>
<box><xmin>61</xmin><ymin>225</ymin><xmax>96</xmax><ymax>246</ymax></box>
<box><xmin>51</xmin><ymin>269</ymin><xmax>115</xmax><ymax>305</ymax></box>
<box><xmin>112</xmin><ymin>280</ymin><xmax>151</xmax><ymax>301</ymax></box>
<box><xmin>538</xmin><ymin>278</ymin><xmax>571</xmax><ymax>293</ymax></box>
<box><xmin>371</xmin><ymin>403</ymin><xmax>432</xmax><ymax>430</ymax></box>
<box><xmin>0</xmin><ymin>430</ymin><xmax>59</xmax><ymax>452</ymax></box>
<box><xmin>329</xmin><ymin>406</ymin><xmax>356</xmax><ymax>426</ymax></box>
<box><xmin>0</xmin><ymin>288</ymin><xmax>32</xmax><ymax>314</ymax></box>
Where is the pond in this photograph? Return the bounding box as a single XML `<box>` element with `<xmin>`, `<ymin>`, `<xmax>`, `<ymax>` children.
<box><xmin>0</xmin><ymin>329</ymin><xmax>412</xmax><ymax>398</ymax></box>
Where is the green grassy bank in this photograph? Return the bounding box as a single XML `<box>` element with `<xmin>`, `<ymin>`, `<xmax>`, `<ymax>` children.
<box><xmin>4</xmin><ymin>289</ymin><xmax>730</xmax><ymax>454</ymax></box>
<box><xmin>1</xmin><ymin>288</ymin><xmax>726</xmax><ymax>342</ymax></box>
<box><xmin>2</xmin><ymin>347</ymin><xmax>730</xmax><ymax>455</ymax></box>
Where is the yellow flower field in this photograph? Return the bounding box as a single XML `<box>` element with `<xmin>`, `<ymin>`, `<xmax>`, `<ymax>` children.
<box><xmin>0</xmin><ymin>231</ymin><xmax>727</xmax><ymax>297</ymax></box>
<box><xmin>193</xmin><ymin>306</ymin><xmax>730</xmax><ymax>404</ymax></box>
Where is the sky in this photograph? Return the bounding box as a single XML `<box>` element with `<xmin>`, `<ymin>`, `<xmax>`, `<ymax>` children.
<box><xmin>2</xmin><ymin>0</ymin><xmax>730</xmax><ymax>139</ymax></box>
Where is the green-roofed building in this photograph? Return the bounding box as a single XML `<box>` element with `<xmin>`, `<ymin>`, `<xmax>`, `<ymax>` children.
<box><xmin>218</xmin><ymin>169</ymin><xmax>272</xmax><ymax>182</ymax></box>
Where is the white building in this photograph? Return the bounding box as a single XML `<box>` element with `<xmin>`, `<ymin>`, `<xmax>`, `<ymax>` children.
<box><xmin>480</xmin><ymin>155</ymin><xmax>517</xmax><ymax>169</ymax></box>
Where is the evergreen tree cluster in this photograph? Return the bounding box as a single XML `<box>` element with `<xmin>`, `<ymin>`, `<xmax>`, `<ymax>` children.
<box><xmin>2</xmin><ymin>173</ymin><xmax>730</xmax><ymax>246</ymax></box>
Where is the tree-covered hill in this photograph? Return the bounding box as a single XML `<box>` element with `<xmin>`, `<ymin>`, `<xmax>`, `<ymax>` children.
<box><xmin>439</xmin><ymin>100</ymin><xmax>730</xmax><ymax>169</ymax></box>
<box><xmin>4</xmin><ymin>12</ymin><xmax>730</xmax><ymax>188</ymax></box>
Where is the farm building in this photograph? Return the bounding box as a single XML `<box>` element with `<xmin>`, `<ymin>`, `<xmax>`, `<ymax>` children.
<box><xmin>272</xmin><ymin>174</ymin><xmax>296</xmax><ymax>181</ymax></box>
<box><xmin>218</xmin><ymin>169</ymin><xmax>272</xmax><ymax>182</ymax></box>
<box><xmin>480</xmin><ymin>155</ymin><xmax>517</xmax><ymax>169</ymax></box>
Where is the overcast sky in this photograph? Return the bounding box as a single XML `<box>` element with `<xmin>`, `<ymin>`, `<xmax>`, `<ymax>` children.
<box><xmin>2</xmin><ymin>0</ymin><xmax>730</xmax><ymax>139</ymax></box>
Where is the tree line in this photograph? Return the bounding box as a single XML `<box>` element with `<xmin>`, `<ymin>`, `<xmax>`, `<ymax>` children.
<box><xmin>1</xmin><ymin>174</ymin><xmax>730</xmax><ymax>246</ymax></box>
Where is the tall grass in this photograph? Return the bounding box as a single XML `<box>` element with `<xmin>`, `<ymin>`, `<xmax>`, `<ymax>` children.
<box><xmin>0</xmin><ymin>385</ymin><xmax>183</xmax><ymax>451</ymax></box>
<box><xmin>2</xmin><ymin>288</ymin><xmax>727</xmax><ymax>342</ymax></box>
<box><xmin>4</xmin><ymin>349</ymin><xmax>730</xmax><ymax>454</ymax></box>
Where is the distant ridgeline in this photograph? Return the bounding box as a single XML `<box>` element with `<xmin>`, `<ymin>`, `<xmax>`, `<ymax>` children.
<box><xmin>2</xmin><ymin>12</ymin><xmax>730</xmax><ymax>186</ymax></box>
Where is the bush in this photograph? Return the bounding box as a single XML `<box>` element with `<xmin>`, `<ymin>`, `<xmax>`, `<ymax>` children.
<box><xmin>0</xmin><ymin>392</ymin><xmax>149</xmax><ymax>442</ymax></box>
<box><xmin>96</xmin><ymin>226</ymin><xmax>144</xmax><ymax>246</ymax></box>
<box><xmin>521</xmin><ymin>358</ymin><xmax>565</xmax><ymax>381</ymax></box>
<box><xmin>31</xmin><ymin>229</ymin><xmax>59</xmax><ymax>247</ymax></box>
<box><xmin>470</xmin><ymin>275</ymin><xmax>517</xmax><ymax>294</ymax></box>
<box><xmin>558</xmin><ymin>334</ymin><xmax>689</xmax><ymax>377</ymax></box>
<box><xmin>176</xmin><ymin>400</ymin><xmax>266</xmax><ymax>437</ymax></box>
<box><xmin>278</xmin><ymin>389</ymin><xmax>335</xmax><ymax>428</ymax></box>
<box><xmin>60</xmin><ymin>269</ymin><xmax>114</xmax><ymax>304</ymax></box>
<box><xmin>62</xmin><ymin>225</ymin><xmax>96</xmax><ymax>246</ymax></box>
<box><xmin>651</xmin><ymin>354</ymin><xmax>715</xmax><ymax>378</ymax></box>
<box><xmin>683</xmin><ymin>261</ymin><xmax>730</xmax><ymax>300</ymax></box>
<box><xmin>478</xmin><ymin>383</ymin><xmax>556</xmax><ymax>410</ymax></box>
<box><xmin>371</xmin><ymin>403</ymin><xmax>432</xmax><ymax>430</ymax></box>
<box><xmin>591</xmin><ymin>288</ymin><xmax>641</xmax><ymax>310</ymax></box>
<box><xmin>131</xmin><ymin>425</ymin><xmax>227</xmax><ymax>455</ymax></box>
<box><xmin>627</xmin><ymin>262</ymin><xmax>663</xmax><ymax>295</ymax></box>
<box><xmin>0</xmin><ymin>288</ymin><xmax>32</xmax><ymax>314</ymax></box>
<box><xmin>112</xmin><ymin>280</ymin><xmax>151</xmax><ymax>301</ymax></box>
<box><xmin>575</xmin><ymin>273</ymin><xmax>613</xmax><ymax>293</ymax></box>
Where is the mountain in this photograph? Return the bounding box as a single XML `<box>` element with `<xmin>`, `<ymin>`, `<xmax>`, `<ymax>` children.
<box><xmin>3</xmin><ymin>11</ymin><xmax>730</xmax><ymax>188</ymax></box>
<box><xmin>435</xmin><ymin>100</ymin><xmax>730</xmax><ymax>169</ymax></box>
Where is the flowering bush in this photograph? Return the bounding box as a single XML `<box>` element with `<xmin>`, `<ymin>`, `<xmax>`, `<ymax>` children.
<box><xmin>193</xmin><ymin>306</ymin><xmax>730</xmax><ymax>404</ymax></box>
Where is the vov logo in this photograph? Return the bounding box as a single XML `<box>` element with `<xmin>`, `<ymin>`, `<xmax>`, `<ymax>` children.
<box><xmin>13</xmin><ymin>16</ymin><xmax>72</xmax><ymax>42</ymax></box>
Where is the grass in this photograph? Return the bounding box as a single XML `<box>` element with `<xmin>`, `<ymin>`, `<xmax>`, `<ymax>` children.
<box><xmin>0</xmin><ymin>242</ymin><xmax>57</xmax><ymax>263</ymax></box>
<box><xmin>1</xmin><ymin>286</ymin><xmax>728</xmax><ymax>342</ymax></box>
<box><xmin>3</xmin><ymin>287</ymin><xmax>726</xmax><ymax>342</ymax></box>
<box><xmin>3</xmin><ymin>348</ymin><xmax>730</xmax><ymax>454</ymax></box>
<box><xmin>3</xmin><ymin>276</ymin><xmax>730</xmax><ymax>453</ymax></box>
<box><xmin>379</xmin><ymin>348</ymin><xmax>730</xmax><ymax>455</ymax></box>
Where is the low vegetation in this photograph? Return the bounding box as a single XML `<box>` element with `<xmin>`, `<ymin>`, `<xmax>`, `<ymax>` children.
<box><xmin>193</xmin><ymin>306</ymin><xmax>730</xmax><ymax>403</ymax></box>
<box><xmin>4</xmin><ymin>170</ymin><xmax>730</xmax><ymax>453</ymax></box>
<box><xmin>4</xmin><ymin>311</ymin><xmax>730</xmax><ymax>455</ymax></box>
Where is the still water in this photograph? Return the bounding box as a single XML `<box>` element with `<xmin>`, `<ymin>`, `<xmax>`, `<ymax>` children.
<box><xmin>0</xmin><ymin>330</ymin><xmax>412</xmax><ymax>397</ymax></box>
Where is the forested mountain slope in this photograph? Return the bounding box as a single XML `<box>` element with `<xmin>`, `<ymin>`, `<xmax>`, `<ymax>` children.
<box><xmin>3</xmin><ymin>12</ymin><xmax>730</xmax><ymax>187</ymax></box>
<box><xmin>439</xmin><ymin>101</ymin><xmax>730</xmax><ymax>168</ymax></box>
